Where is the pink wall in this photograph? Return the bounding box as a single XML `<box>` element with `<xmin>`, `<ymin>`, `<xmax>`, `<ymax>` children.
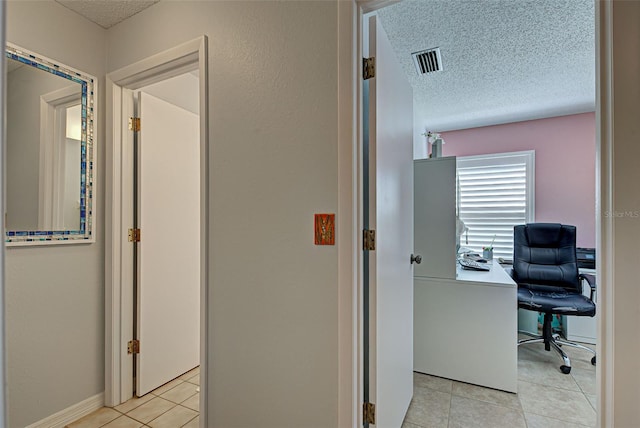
<box><xmin>441</xmin><ymin>112</ymin><xmax>596</xmax><ymax>248</ymax></box>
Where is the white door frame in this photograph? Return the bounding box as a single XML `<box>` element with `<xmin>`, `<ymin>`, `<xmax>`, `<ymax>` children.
<box><xmin>0</xmin><ymin>1</ymin><xmax>7</xmax><ymax>424</ymax></box>
<box><xmin>104</xmin><ymin>36</ymin><xmax>208</xmax><ymax>425</ymax></box>
<box><xmin>350</xmin><ymin>1</ymin><xmax>613</xmax><ymax>427</ymax></box>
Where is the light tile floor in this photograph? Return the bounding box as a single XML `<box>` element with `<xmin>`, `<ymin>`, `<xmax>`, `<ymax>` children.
<box><xmin>70</xmin><ymin>339</ymin><xmax>596</xmax><ymax>428</ymax></box>
<box><xmin>67</xmin><ymin>367</ymin><xmax>200</xmax><ymax>428</ymax></box>
<box><xmin>404</xmin><ymin>339</ymin><xmax>597</xmax><ymax>428</ymax></box>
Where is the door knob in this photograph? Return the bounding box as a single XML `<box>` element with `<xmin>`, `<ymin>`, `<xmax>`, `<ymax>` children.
<box><xmin>411</xmin><ymin>254</ymin><xmax>422</xmax><ymax>265</ymax></box>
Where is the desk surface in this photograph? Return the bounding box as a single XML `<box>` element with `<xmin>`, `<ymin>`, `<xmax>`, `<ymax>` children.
<box><xmin>455</xmin><ymin>259</ymin><xmax>516</xmax><ymax>287</ymax></box>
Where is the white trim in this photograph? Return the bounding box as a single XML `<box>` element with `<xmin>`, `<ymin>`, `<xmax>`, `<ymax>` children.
<box><xmin>0</xmin><ymin>3</ymin><xmax>7</xmax><ymax>424</ymax></box>
<box><xmin>358</xmin><ymin>0</ymin><xmax>401</xmax><ymax>14</ymax></box>
<box><xmin>338</xmin><ymin>1</ymin><xmax>358</xmax><ymax>427</ymax></box>
<box><xmin>355</xmin><ymin>2</ymin><xmax>366</xmax><ymax>427</ymax></box>
<box><xmin>104</xmin><ymin>37</ymin><xmax>209</xmax><ymax>428</ymax></box>
<box><xmin>25</xmin><ymin>393</ymin><xmax>104</xmax><ymax>428</ymax></box>
<box><xmin>596</xmin><ymin>1</ymin><xmax>613</xmax><ymax>426</ymax></box>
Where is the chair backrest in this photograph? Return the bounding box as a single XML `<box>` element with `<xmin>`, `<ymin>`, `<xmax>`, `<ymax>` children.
<box><xmin>512</xmin><ymin>223</ymin><xmax>580</xmax><ymax>292</ymax></box>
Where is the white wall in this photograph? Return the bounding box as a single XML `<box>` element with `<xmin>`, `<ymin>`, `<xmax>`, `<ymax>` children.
<box><xmin>5</xmin><ymin>2</ymin><xmax>106</xmax><ymax>426</ymax></box>
<box><xmin>142</xmin><ymin>72</ymin><xmax>199</xmax><ymax>115</ymax></box>
<box><xmin>107</xmin><ymin>1</ymin><xmax>342</xmax><ymax>426</ymax></box>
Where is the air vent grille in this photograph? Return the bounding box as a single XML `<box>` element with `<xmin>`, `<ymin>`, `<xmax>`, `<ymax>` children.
<box><xmin>412</xmin><ymin>48</ymin><xmax>443</xmax><ymax>75</ymax></box>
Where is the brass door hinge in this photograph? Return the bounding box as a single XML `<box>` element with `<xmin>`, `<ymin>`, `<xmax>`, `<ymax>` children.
<box><xmin>127</xmin><ymin>339</ymin><xmax>140</xmax><ymax>354</ymax></box>
<box><xmin>128</xmin><ymin>228</ymin><xmax>141</xmax><ymax>242</ymax></box>
<box><xmin>129</xmin><ymin>117</ymin><xmax>141</xmax><ymax>132</ymax></box>
<box><xmin>363</xmin><ymin>57</ymin><xmax>375</xmax><ymax>80</ymax></box>
<box><xmin>363</xmin><ymin>229</ymin><xmax>376</xmax><ymax>251</ymax></box>
<box><xmin>363</xmin><ymin>402</ymin><xmax>376</xmax><ymax>425</ymax></box>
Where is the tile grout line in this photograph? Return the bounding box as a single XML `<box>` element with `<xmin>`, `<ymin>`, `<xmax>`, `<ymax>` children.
<box><xmin>446</xmin><ymin>387</ymin><xmax>453</xmax><ymax>428</ymax></box>
<box><xmin>523</xmin><ymin>409</ymin><xmax>593</xmax><ymax>427</ymax></box>
<box><xmin>179</xmin><ymin>411</ymin><xmax>199</xmax><ymax>428</ymax></box>
<box><xmin>125</xmin><ymin>398</ymin><xmax>178</xmax><ymax>426</ymax></box>
<box><xmin>517</xmin><ymin>377</ymin><xmax>583</xmax><ymax>394</ymax></box>
<box><xmin>143</xmin><ymin>404</ymin><xmax>198</xmax><ymax>427</ymax></box>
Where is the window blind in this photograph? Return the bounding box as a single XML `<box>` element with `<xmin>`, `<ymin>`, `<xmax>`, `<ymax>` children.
<box><xmin>456</xmin><ymin>151</ymin><xmax>534</xmax><ymax>259</ymax></box>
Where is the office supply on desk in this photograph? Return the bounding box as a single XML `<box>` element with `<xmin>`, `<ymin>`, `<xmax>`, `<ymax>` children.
<box><xmin>463</xmin><ymin>253</ymin><xmax>487</xmax><ymax>263</ymax></box>
<box><xmin>458</xmin><ymin>258</ymin><xmax>490</xmax><ymax>271</ymax></box>
<box><xmin>512</xmin><ymin>223</ymin><xmax>596</xmax><ymax>374</ymax></box>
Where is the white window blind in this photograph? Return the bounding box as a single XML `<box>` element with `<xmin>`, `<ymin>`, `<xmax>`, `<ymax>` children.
<box><xmin>456</xmin><ymin>151</ymin><xmax>534</xmax><ymax>259</ymax></box>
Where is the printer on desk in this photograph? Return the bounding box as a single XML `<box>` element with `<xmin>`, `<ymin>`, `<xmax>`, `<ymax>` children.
<box><xmin>577</xmin><ymin>247</ymin><xmax>596</xmax><ymax>269</ymax></box>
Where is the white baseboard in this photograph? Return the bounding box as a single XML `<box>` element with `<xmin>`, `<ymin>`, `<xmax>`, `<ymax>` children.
<box><xmin>25</xmin><ymin>392</ymin><xmax>104</xmax><ymax>428</ymax></box>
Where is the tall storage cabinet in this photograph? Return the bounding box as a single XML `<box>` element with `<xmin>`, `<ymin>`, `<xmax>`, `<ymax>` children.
<box><xmin>413</xmin><ymin>156</ymin><xmax>518</xmax><ymax>393</ymax></box>
<box><xmin>413</xmin><ymin>157</ymin><xmax>456</xmax><ymax>279</ymax></box>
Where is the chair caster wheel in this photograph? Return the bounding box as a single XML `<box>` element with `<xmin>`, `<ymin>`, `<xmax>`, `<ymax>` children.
<box><xmin>560</xmin><ymin>365</ymin><xmax>571</xmax><ymax>374</ymax></box>
<box><xmin>591</xmin><ymin>356</ymin><xmax>596</xmax><ymax>365</ymax></box>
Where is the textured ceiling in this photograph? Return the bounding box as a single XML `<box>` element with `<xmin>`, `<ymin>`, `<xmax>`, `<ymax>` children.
<box><xmin>376</xmin><ymin>0</ymin><xmax>595</xmax><ymax>132</ymax></box>
<box><xmin>51</xmin><ymin>0</ymin><xmax>594</xmax><ymax>132</ymax></box>
<box><xmin>55</xmin><ymin>0</ymin><xmax>159</xmax><ymax>29</ymax></box>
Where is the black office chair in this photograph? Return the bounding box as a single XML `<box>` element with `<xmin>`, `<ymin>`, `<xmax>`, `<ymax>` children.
<box><xmin>512</xmin><ymin>223</ymin><xmax>596</xmax><ymax>374</ymax></box>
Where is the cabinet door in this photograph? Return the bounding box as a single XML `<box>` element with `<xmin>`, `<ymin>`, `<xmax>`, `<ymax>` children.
<box><xmin>414</xmin><ymin>157</ymin><xmax>456</xmax><ymax>279</ymax></box>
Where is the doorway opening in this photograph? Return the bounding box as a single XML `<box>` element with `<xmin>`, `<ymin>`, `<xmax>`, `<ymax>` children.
<box><xmin>105</xmin><ymin>36</ymin><xmax>208</xmax><ymax>424</ymax></box>
<box><xmin>132</xmin><ymin>73</ymin><xmax>201</xmax><ymax>397</ymax></box>
<box><xmin>354</xmin><ymin>1</ymin><xmax>599</xmax><ymax>426</ymax></box>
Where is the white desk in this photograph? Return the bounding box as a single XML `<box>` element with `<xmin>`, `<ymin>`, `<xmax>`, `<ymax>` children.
<box><xmin>414</xmin><ymin>260</ymin><xmax>518</xmax><ymax>393</ymax></box>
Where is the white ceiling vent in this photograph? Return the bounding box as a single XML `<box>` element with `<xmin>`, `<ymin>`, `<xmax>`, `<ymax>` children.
<box><xmin>412</xmin><ymin>48</ymin><xmax>443</xmax><ymax>75</ymax></box>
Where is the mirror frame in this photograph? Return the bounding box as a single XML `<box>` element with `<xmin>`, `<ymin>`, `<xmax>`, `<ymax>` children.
<box><xmin>5</xmin><ymin>43</ymin><xmax>96</xmax><ymax>245</ymax></box>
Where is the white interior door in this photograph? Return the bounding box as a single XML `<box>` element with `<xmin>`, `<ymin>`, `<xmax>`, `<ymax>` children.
<box><xmin>136</xmin><ymin>92</ymin><xmax>200</xmax><ymax>396</ymax></box>
<box><xmin>366</xmin><ymin>15</ymin><xmax>415</xmax><ymax>428</ymax></box>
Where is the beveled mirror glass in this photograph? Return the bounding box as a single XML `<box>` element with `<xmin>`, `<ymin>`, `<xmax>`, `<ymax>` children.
<box><xmin>5</xmin><ymin>44</ymin><xmax>95</xmax><ymax>244</ymax></box>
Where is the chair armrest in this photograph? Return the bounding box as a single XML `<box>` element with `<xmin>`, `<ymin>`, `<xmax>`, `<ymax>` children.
<box><xmin>579</xmin><ymin>273</ymin><xmax>597</xmax><ymax>300</ymax></box>
<box><xmin>504</xmin><ymin>267</ymin><xmax>514</xmax><ymax>279</ymax></box>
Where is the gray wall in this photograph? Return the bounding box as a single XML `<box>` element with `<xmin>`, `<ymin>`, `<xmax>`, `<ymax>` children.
<box><xmin>7</xmin><ymin>1</ymin><xmax>640</xmax><ymax>427</ymax></box>
<box><xmin>5</xmin><ymin>1</ymin><xmax>106</xmax><ymax>426</ymax></box>
<box><xmin>107</xmin><ymin>1</ymin><xmax>340</xmax><ymax>426</ymax></box>
<box><xmin>601</xmin><ymin>1</ymin><xmax>640</xmax><ymax>425</ymax></box>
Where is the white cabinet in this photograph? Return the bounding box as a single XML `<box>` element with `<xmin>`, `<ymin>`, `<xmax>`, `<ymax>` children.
<box><xmin>413</xmin><ymin>157</ymin><xmax>518</xmax><ymax>392</ymax></box>
<box><xmin>414</xmin><ymin>157</ymin><xmax>456</xmax><ymax>279</ymax></box>
<box><xmin>414</xmin><ymin>262</ymin><xmax>518</xmax><ymax>392</ymax></box>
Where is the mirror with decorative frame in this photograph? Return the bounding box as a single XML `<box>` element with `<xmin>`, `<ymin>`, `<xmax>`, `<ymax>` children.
<box><xmin>5</xmin><ymin>44</ymin><xmax>96</xmax><ymax>245</ymax></box>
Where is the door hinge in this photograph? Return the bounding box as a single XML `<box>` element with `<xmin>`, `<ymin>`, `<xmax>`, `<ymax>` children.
<box><xmin>363</xmin><ymin>57</ymin><xmax>375</xmax><ymax>80</ymax></box>
<box><xmin>363</xmin><ymin>229</ymin><xmax>376</xmax><ymax>251</ymax></box>
<box><xmin>127</xmin><ymin>339</ymin><xmax>140</xmax><ymax>354</ymax></box>
<box><xmin>128</xmin><ymin>228</ymin><xmax>141</xmax><ymax>242</ymax></box>
<box><xmin>129</xmin><ymin>117</ymin><xmax>141</xmax><ymax>132</ymax></box>
<box><xmin>363</xmin><ymin>402</ymin><xmax>376</xmax><ymax>425</ymax></box>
